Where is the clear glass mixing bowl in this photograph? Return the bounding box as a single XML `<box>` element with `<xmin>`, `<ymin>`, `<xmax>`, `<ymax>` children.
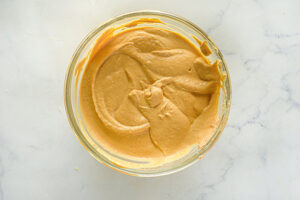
<box><xmin>64</xmin><ymin>10</ymin><xmax>231</xmax><ymax>177</ymax></box>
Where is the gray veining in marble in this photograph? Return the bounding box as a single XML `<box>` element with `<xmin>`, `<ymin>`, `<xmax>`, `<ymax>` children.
<box><xmin>0</xmin><ymin>0</ymin><xmax>299</xmax><ymax>199</ymax></box>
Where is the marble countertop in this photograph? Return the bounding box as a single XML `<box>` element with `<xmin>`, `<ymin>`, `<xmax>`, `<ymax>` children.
<box><xmin>1</xmin><ymin>0</ymin><xmax>299</xmax><ymax>199</ymax></box>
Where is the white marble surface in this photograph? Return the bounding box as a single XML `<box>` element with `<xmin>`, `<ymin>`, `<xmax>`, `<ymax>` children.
<box><xmin>1</xmin><ymin>0</ymin><xmax>300</xmax><ymax>199</ymax></box>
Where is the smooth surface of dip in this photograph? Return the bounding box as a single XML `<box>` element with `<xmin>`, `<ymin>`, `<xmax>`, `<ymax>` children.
<box><xmin>79</xmin><ymin>26</ymin><xmax>223</xmax><ymax>162</ymax></box>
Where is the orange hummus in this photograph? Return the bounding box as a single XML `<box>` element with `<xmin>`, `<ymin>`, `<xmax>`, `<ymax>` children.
<box><xmin>78</xmin><ymin>22</ymin><xmax>223</xmax><ymax>165</ymax></box>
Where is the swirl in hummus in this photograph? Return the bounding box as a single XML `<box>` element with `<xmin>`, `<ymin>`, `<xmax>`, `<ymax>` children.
<box><xmin>78</xmin><ymin>21</ymin><xmax>224</xmax><ymax>164</ymax></box>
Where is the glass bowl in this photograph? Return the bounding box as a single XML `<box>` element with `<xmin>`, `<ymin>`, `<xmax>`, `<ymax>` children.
<box><xmin>64</xmin><ymin>10</ymin><xmax>231</xmax><ymax>177</ymax></box>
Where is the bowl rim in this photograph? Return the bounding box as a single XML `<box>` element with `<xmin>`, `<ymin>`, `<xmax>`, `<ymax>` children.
<box><xmin>64</xmin><ymin>10</ymin><xmax>232</xmax><ymax>177</ymax></box>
